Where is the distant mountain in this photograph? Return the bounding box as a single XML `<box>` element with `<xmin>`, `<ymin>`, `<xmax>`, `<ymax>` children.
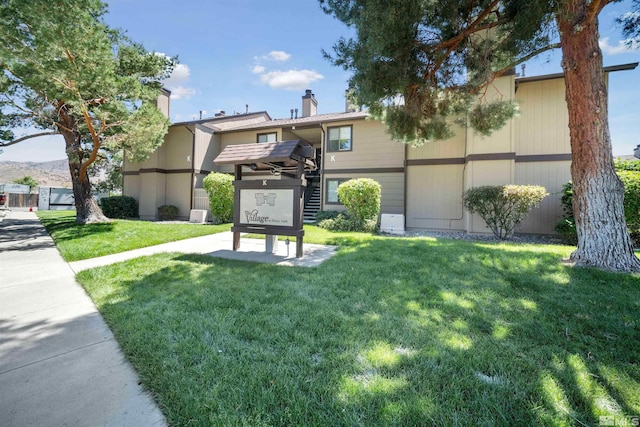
<box><xmin>0</xmin><ymin>159</ymin><xmax>72</xmax><ymax>188</ymax></box>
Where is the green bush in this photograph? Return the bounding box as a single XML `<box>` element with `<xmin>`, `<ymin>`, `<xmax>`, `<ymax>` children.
<box><xmin>315</xmin><ymin>210</ymin><xmax>343</xmax><ymax>223</ymax></box>
<box><xmin>318</xmin><ymin>213</ymin><xmax>378</xmax><ymax>233</ymax></box>
<box><xmin>336</xmin><ymin>178</ymin><xmax>381</xmax><ymax>222</ymax></box>
<box><xmin>615</xmin><ymin>158</ymin><xmax>640</xmax><ymax>172</ymax></box>
<box><xmin>556</xmin><ymin>174</ymin><xmax>640</xmax><ymax>245</ymax></box>
<box><xmin>202</xmin><ymin>172</ymin><xmax>234</xmax><ymax>224</ymax></box>
<box><xmin>463</xmin><ymin>185</ymin><xmax>548</xmax><ymax>239</ymax></box>
<box><xmin>617</xmin><ymin>171</ymin><xmax>640</xmax><ymax>238</ymax></box>
<box><xmin>157</xmin><ymin>204</ymin><xmax>179</xmax><ymax>220</ymax></box>
<box><xmin>99</xmin><ymin>195</ymin><xmax>138</xmax><ymax>219</ymax></box>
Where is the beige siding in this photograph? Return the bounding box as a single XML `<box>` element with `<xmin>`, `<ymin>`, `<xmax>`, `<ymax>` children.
<box><xmin>216</xmin><ymin>130</ymin><xmax>266</xmax><ymax>174</ymax></box>
<box><xmin>515</xmin><ymin>161</ymin><xmax>572</xmax><ymax>234</ymax></box>
<box><xmin>465</xmin><ymin>159</ymin><xmax>514</xmax><ymax>233</ymax></box>
<box><xmin>165</xmin><ymin>174</ymin><xmax>192</xmax><ymax>220</ymax></box>
<box><xmin>467</xmin><ymin>75</ymin><xmax>515</xmax><ymax>156</ymax></box>
<box><xmin>406</xmin><ymin>124</ymin><xmax>466</xmax><ymax>160</ymax></box>
<box><xmin>194</xmin><ymin>125</ymin><xmax>215</xmax><ymax>174</ymax></box>
<box><xmin>139</xmin><ymin>173</ymin><xmax>166</xmax><ymax>220</ymax></box>
<box><xmin>165</xmin><ymin>127</ymin><xmax>194</xmax><ymax>170</ymax></box>
<box><xmin>323</xmin><ymin>120</ymin><xmax>404</xmax><ymax>170</ymax></box>
<box><xmin>406</xmin><ymin>165</ymin><xmax>465</xmax><ymax>230</ymax></box>
<box><xmin>322</xmin><ymin>173</ymin><xmax>404</xmax><ymax>215</ymax></box>
<box><xmin>515</xmin><ymin>78</ymin><xmax>570</xmax><ymax>155</ymax></box>
<box><xmin>122</xmin><ymin>175</ymin><xmax>140</xmax><ymax>201</ymax></box>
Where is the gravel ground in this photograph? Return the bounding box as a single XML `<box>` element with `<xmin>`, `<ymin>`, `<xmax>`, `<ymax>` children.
<box><xmin>395</xmin><ymin>229</ymin><xmax>567</xmax><ymax>245</ymax></box>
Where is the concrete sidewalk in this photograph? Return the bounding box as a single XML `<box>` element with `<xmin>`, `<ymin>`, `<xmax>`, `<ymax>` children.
<box><xmin>69</xmin><ymin>228</ymin><xmax>337</xmax><ymax>273</ymax></box>
<box><xmin>0</xmin><ymin>211</ymin><xmax>337</xmax><ymax>426</ymax></box>
<box><xmin>0</xmin><ymin>211</ymin><xmax>166</xmax><ymax>427</ymax></box>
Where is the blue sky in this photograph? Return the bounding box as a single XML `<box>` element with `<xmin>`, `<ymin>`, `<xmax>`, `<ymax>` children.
<box><xmin>1</xmin><ymin>0</ymin><xmax>638</xmax><ymax>162</ymax></box>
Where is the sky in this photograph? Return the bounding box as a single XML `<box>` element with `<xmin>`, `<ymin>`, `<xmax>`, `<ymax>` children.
<box><xmin>1</xmin><ymin>0</ymin><xmax>639</xmax><ymax>162</ymax></box>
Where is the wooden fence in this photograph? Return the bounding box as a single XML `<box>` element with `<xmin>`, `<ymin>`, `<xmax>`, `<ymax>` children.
<box><xmin>8</xmin><ymin>193</ymin><xmax>39</xmax><ymax>208</ymax></box>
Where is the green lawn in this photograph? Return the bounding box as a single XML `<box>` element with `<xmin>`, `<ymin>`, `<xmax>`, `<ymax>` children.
<box><xmin>37</xmin><ymin>210</ymin><xmax>230</xmax><ymax>261</ymax></box>
<box><xmin>76</xmin><ymin>234</ymin><xmax>640</xmax><ymax>426</ymax></box>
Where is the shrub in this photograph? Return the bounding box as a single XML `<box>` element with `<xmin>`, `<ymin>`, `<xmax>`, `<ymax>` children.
<box><xmin>99</xmin><ymin>195</ymin><xmax>138</xmax><ymax>219</ymax></box>
<box><xmin>318</xmin><ymin>213</ymin><xmax>378</xmax><ymax>233</ymax></box>
<box><xmin>617</xmin><ymin>171</ymin><xmax>640</xmax><ymax>239</ymax></box>
<box><xmin>202</xmin><ymin>172</ymin><xmax>234</xmax><ymax>224</ymax></box>
<box><xmin>556</xmin><ymin>174</ymin><xmax>640</xmax><ymax>245</ymax></box>
<box><xmin>463</xmin><ymin>185</ymin><xmax>548</xmax><ymax>239</ymax></box>
<box><xmin>615</xmin><ymin>158</ymin><xmax>640</xmax><ymax>172</ymax></box>
<box><xmin>336</xmin><ymin>178</ymin><xmax>381</xmax><ymax>222</ymax></box>
<box><xmin>157</xmin><ymin>204</ymin><xmax>179</xmax><ymax>221</ymax></box>
<box><xmin>315</xmin><ymin>210</ymin><xmax>343</xmax><ymax>223</ymax></box>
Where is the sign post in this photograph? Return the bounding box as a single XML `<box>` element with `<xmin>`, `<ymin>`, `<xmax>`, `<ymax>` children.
<box><xmin>214</xmin><ymin>140</ymin><xmax>315</xmax><ymax>258</ymax></box>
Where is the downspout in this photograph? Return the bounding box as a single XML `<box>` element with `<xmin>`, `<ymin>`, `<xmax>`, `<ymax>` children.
<box><xmin>184</xmin><ymin>125</ymin><xmax>195</xmax><ymax>212</ymax></box>
<box><xmin>320</xmin><ymin>123</ymin><xmax>325</xmax><ymax>211</ymax></box>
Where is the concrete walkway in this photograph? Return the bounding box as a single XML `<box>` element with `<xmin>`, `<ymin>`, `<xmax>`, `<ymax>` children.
<box><xmin>69</xmin><ymin>229</ymin><xmax>337</xmax><ymax>273</ymax></box>
<box><xmin>0</xmin><ymin>211</ymin><xmax>166</xmax><ymax>427</ymax></box>
<box><xmin>0</xmin><ymin>210</ymin><xmax>336</xmax><ymax>426</ymax></box>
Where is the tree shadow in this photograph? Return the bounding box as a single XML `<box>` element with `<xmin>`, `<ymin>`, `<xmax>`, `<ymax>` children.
<box><xmin>77</xmin><ymin>238</ymin><xmax>640</xmax><ymax>425</ymax></box>
<box><xmin>38</xmin><ymin>213</ymin><xmax>114</xmax><ymax>243</ymax></box>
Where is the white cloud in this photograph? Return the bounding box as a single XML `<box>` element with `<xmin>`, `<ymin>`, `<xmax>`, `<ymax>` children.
<box><xmin>259</xmin><ymin>69</ymin><xmax>325</xmax><ymax>90</ymax></box>
<box><xmin>254</xmin><ymin>50</ymin><xmax>292</xmax><ymax>62</ymax></box>
<box><xmin>158</xmin><ymin>61</ymin><xmax>196</xmax><ymax>99</ymax></box>
<box><xmin>169</xmin><ymin>86</ymin><xmax>196</xmax><ymax>100</ymax></box>
<box><xmin>267</xmin><ymin>50</ymin><xmax>291</xmax><ymax>61</ymax></box>
<box><xmin>252</xmin><ymin>65</ymin><xmax>266</xmax><ymax>74</ymax></box>
<box><xmin>164</xmin><ymin>63</ymin><xmax>191</xmax><ymax>85</ymax></box>
<box><xmin>599</xmin><ymin>37</ymin><xmax>639</xmax><ymax>55</ymax></box>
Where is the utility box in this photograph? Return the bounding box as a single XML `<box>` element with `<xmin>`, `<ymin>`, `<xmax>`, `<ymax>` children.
<box><xmin>380</xmin><ymin>214</ymin><xmax>405</xmax><ymax>235</ymax></box>
<box><xmin>189</xmin><ymin>209</ymin><xmax>207</xmax><ymax>223</ymax></box>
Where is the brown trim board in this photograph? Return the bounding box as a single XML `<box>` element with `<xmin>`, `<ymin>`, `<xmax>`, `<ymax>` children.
<box><xmin>323</xmin><ymin>167</ymin><xmax>405</xmax><ymax>175</ymax></box>
<box><xmin>515</xmin><ymin>154</ymin><xmax>572</xmax><ymax>162</ymax></box>
<box><xmin>406</xmin><ymin>158</ymin><xmax>465</xmax><ymax>166</ymax></box>
<box><xmin>406</xmin><ymin>152</ymin><xmax>571</xmax><ymax>166</ymax></box>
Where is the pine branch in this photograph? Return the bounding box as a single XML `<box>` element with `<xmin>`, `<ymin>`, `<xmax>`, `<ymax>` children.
<box><xmin>0</xmin><ymin>131</ymin><xmax>59</xmax><ymax>147</ymax></box>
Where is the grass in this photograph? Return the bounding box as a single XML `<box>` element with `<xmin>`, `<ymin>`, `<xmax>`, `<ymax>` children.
<box><xmin>37</xmin><ymin>210</ymin><xmax>230</xmax><ymax>261</ymax></box>
<box><xmin>75</xmin><ymin>234</ymin><xmax>640</xmax><ymax>426</ymax></box>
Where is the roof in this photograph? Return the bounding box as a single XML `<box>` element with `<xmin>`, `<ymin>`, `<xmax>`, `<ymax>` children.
<box><xmin>170</xmin><ymin>111</ymin><xmax>271</xmax><ymax>128</ymax></box>
<box><xmin>217</xmin><ymin>110</ymin><xmax>370</xmax><ymax>133</ymax></box>
<box><xmin>516</xmin><ymin>62</ymin><xmax>638</xmax><ymax>84</ymax></box>
<box><xmin>214</xmin><ymin>140</ymin><xmax>316</xmax><ymax>171</ymax></box>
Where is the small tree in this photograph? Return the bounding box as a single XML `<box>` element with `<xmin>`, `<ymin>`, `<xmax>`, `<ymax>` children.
<box><xmin>0</xmin><ymin>0</ymin><xmax>173</xmax><ymax>223</ymax></box>
<box><xmin>463</xmin><ymin>185</ymin><xmax>548</xmax><ymax>240</ymax></box>
<box><xmin>203</xmin><ymin>172</ymin><xmax>234</xmax><ymax>224</ymax></box>
<box><xmin>337</xmin><ymin>178</ymin><xmax>381</xmax><ymax>222</ymax></box>
<box><xmin>13</xmin><ymin>176</ymin><xmax>38</xmax><ymax>193</ymax></box>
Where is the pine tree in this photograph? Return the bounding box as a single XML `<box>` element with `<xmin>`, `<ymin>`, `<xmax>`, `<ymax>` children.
<box><xmin>321</xmin><ymin>0</ymin><xmax>640</xmax><ymax>272</ymax></box>
<box><xmin>0</xmin><ymin>0</ymin><xmax>173</xmax><ymax>223</ymax></box>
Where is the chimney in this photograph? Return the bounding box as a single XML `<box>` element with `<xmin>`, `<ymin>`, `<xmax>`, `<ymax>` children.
<box><xmin>301</xmin><ymin>89</ymin><xmax>317</xmax><ymax>117</ymax></box>
<box><xmin>155</xmin><ymin>88</ymin><xmax>171</xmax><ymax>118</ymax></box>
<box><xmin>345</xmin><ymin>87</ymin><xmax>359</xmax><ymax>113</ymax></box>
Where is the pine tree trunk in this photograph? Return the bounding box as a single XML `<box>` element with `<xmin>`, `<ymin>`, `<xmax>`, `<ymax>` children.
<box><xmin>557</xmin><ymin>0</ymin><xmax>640</xmax><ymax>272</ymax></box>
<box><xmin>62</xmin><ymin>130</ymin><xmax>110</xmax><ymax>224</ymax></box>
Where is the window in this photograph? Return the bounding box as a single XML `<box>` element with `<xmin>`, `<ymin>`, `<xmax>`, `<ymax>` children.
<box><xmin>327</xmin><ymin>126</ymin><xmax>352</xmax><ymax>152</ymax></box>
<box><xmin>257</xmin><ymin>132</ymin><xmax>277</xmax><ymax>143</ymax></box>
<box><xmin>326</xmin><ymin>178</ymin><xmax>348</xmax><ymax>204</ymax></box>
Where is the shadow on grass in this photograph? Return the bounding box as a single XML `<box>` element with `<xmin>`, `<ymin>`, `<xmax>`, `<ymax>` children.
<box><xmin>38</xmin><ymin>211</ymin><xmax>114</xmax><ymax>243</ymax></box>
<box><xmin>77</xmin><ymin>238</ymin><xmax>640</xmax><ymax>426</ymax></box>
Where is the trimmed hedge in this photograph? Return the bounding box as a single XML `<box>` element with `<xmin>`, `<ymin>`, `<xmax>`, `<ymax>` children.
<box><xmin>99</xmin><ymin>195</ymin><xmax>138</xmax><ymax>219</ymax></box>
<box><xmin>463</xmin><ymin>185</ymin><xmax>548</xmax><ymax>239</ymax></box>
<box><xmin>203</xmin><ymin>172</ymin><xmax>234</xmax><ymax>224</ymax></box>
<box><xmin>336</xmin><ymin>178</ymin><xmax>381</xmax><ymax>222</ymax></box>
<box><xmin>557</xmin><ymin>172</ymin><xmax>640</xmax><ymax>245</ymax></box>
<box><xmin>157</xmin><ymin>204</ymin><xmax>179</xmax><ymax>220</ymax></box>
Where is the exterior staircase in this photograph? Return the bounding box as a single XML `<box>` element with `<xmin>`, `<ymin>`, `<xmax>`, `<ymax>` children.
<box><xmin>303</xmin><ymin>181</ymin><xmax>321</xmax><ymax>223</ymax></box>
